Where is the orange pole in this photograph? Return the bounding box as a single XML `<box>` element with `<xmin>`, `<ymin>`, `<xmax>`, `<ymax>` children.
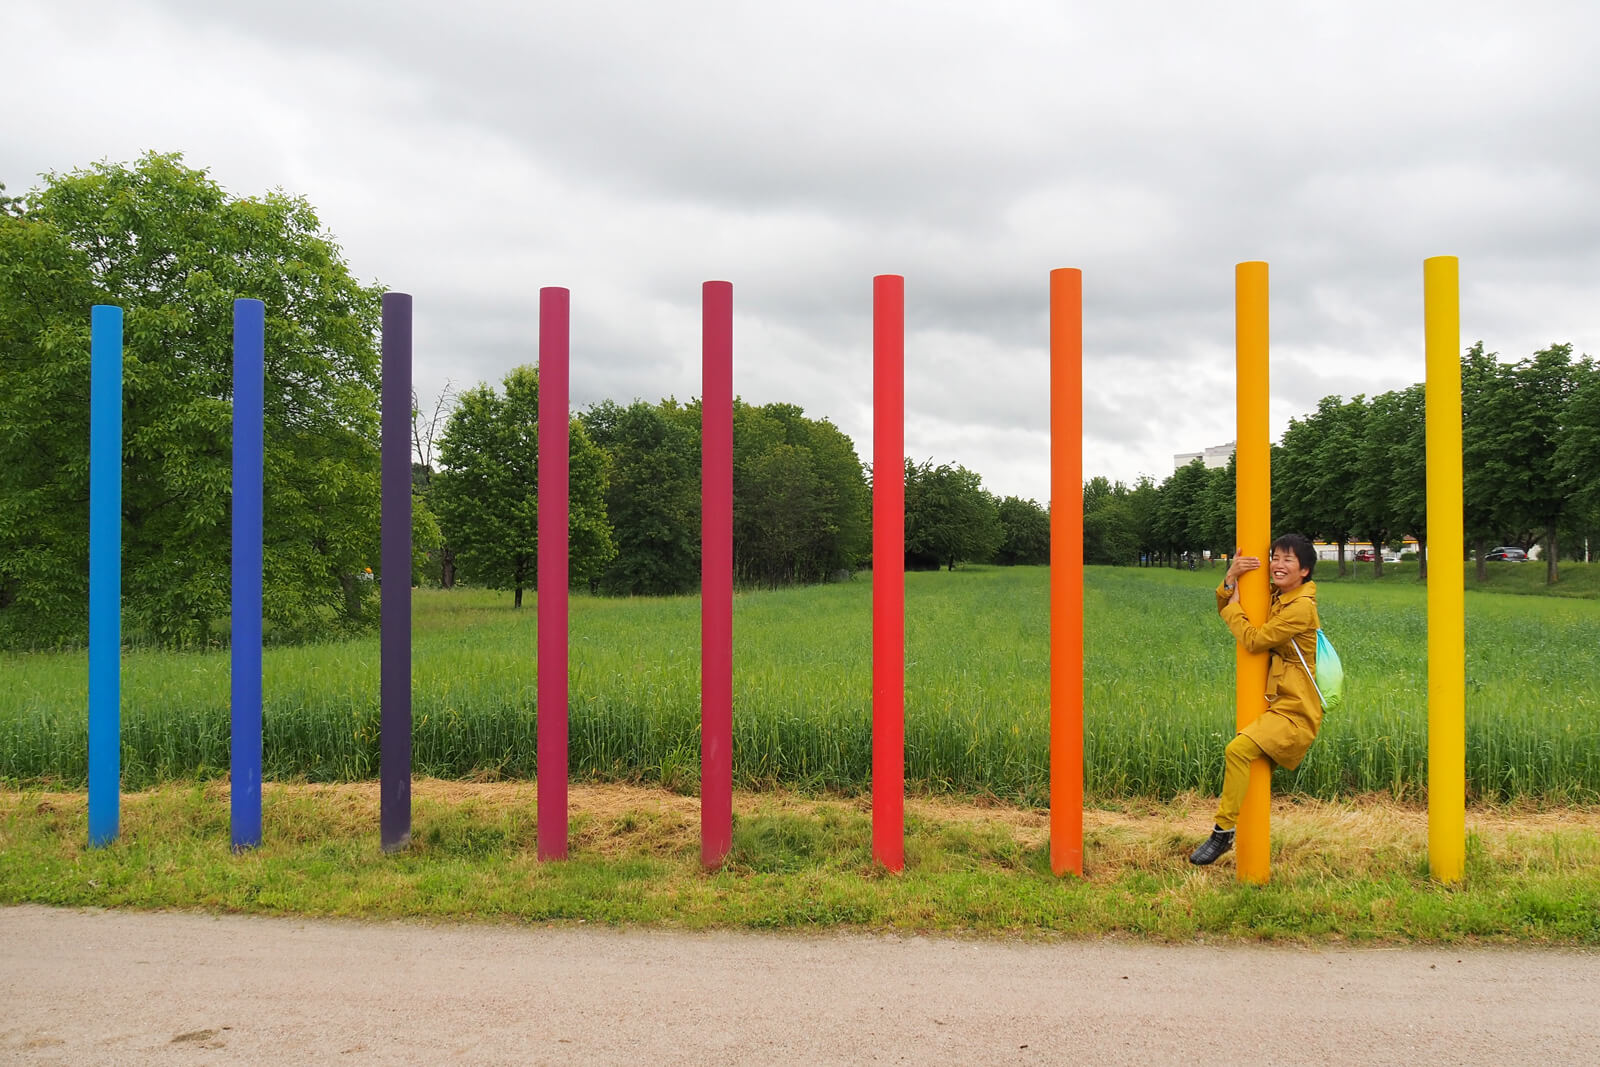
<box><xmin>1234</xmin><ymin>261</ymin><xmax>1271</xmax><ymax>884</ymax></box>
<box><xmin>1049</xmin><ymin>268</ymin><xmax>1084</xmax><ymax>876</ymax></box>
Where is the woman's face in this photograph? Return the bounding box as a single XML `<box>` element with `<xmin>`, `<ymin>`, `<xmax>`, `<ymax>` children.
<box><xmin>1268</xmin><ymin>549</ymin><xmax>1310</xmax><ymax>593</ymax></box>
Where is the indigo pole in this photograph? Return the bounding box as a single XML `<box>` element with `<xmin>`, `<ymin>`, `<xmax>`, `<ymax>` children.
<box><xmin>701</xmin><ymin>280</ymin><xmax>734</xmax><ymax>868</ymax></box>
<box><xmin>231</xmin><ymin>298</ymin><xmax>265</xmax><ymax>850</ymax></box>
<box><xmin>537</xmin><ymin>287</ymin><xmax>570</xmax><ymax>861</ymax></box>
<box><xmin>88</xmin><ymin>305</ymin><xmax>123</xmax><ymax>848</ymax></box>
<box><xmin>381</xmin><ymin>293</ymin><xmax>414</xmax><ymax>853</ymax></box>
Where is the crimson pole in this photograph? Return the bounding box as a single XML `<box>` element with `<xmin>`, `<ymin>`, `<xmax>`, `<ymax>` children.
<box><xmin>537</xmin><ymin>287</ymin><xmax>570</xmax><ymax>861</ymax></box>
<box><xmin>701</xmin><ymin>281</ymin><xmax>734</xmax><ymax>868</ymax></box>
<box><xmin>873</xmin><ymin>274</ymin><xmax>905</xmax><ymax>871</ymax></box>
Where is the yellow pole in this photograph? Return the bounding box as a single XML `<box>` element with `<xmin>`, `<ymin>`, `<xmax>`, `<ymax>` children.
<box><xmin>1425</xmin><ymin>255</ymin><xmax>1465</xmax><ymax>883</ymax></box>
<box><xmin>1234</xmin><ymin>261</ymin><xmax>1271</xmax><ymax>884</ymax></box>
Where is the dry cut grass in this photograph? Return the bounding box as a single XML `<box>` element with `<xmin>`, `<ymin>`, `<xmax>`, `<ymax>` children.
<box><xmin>13</xmin><ymin>780</ymin><xmax>1597</xmax><ymax>883</ymax></box>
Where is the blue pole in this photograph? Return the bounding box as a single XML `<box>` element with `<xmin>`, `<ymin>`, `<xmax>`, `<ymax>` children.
<box><xmin>231</xmin><ymin>299</ymin><xmax>265</xmax><ymax>850</ymax></box>
<box><xmin>88</xmin><ymin>305</ymin><xmax>123</xmax><ymax>848</ymax></box>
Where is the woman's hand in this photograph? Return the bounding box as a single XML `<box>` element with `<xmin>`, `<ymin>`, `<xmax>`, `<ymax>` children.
<box><xmin>1226</xmin><ymin>554</ymin><xmax>1260</xmax><ymax>585</ymax></box>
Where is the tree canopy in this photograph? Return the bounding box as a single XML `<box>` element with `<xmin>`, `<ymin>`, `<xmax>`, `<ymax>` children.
<box><xmin>0</xmin><ymin>152</ymin><xmax>384</xmax><ymax>648</ymax></box>
<box><xmin>431</xmin><ymin>366</ymin><xmax>614</xmax><ymax>606</ymax></box>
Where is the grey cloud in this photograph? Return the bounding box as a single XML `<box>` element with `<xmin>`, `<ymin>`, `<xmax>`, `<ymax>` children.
<box><xmin>8</xmin><ymin>0</ymin><xmax>1600</xmax><ymax>500</ymax></box>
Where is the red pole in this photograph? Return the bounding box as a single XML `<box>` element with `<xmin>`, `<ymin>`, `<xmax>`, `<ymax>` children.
<box><xmin>1049</xmin><ymin>268</ymin><xmax>1084</xmax><ymax>876</ymax></box>
<box><xmin>873</xmin><ymin>274</ymin><xmax>905</xmax><ymax>871</ymax></box>
<box><xmin>537</xmin><ymin>287</ymin><xmax>570</xmax><ymax>861</ymax></box>
<box><xmin>701</xmin><ymin>281</ymin><xmax>734</xmax><ymax>868</ymax></box>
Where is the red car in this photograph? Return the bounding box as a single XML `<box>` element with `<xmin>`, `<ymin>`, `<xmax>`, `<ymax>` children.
<box><xmin>1355</xmin><ymin>549</ymin><xmax>1376</xmax><ymax>562</ymax></box>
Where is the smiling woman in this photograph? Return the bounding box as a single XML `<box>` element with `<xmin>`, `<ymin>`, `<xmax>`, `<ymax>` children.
<box><xmin>1192</xmin><ymin>533</ymin><xmax>1322</xmax><ymax>866</ymax></box>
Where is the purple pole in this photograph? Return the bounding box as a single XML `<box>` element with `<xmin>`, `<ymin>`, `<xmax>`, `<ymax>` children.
<box><xmin>537</xmin><ymin>287</ymin><xmax>570</xmax><ymax>861</ymax></box>
<box><xmin>380</xmin><ymin>293</ymin><xmax>413</xmax><ymax>852</ymax></box>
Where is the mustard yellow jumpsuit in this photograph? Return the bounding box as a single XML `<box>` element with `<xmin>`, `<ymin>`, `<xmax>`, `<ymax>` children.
<box><xmin>1212</xmin><ymin>580</ymin><xmax>1322</xmax><ymax>830</ymax></box>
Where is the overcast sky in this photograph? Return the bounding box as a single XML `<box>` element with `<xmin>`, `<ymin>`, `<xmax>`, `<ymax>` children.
<box><xmin>7</xmin><ymin>1</ymin><xmax>1599</xmax><ymax>500</ymax></box>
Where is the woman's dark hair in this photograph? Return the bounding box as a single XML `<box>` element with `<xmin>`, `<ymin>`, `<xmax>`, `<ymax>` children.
<box><xmin>1270</xmin><ymin>533</ymin><xmax>1316</xmax><ymax>578</ymax></box>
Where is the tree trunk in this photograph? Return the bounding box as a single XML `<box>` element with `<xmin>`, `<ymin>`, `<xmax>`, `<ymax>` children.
<box><xmin>440</xmin><ymin>545</ymin><xmax>455</xmax><ymax>589</ymax></box>
<box><xmin>513</xmin><ymin>585</ymin><xmax>523</xmax><ymax>608</ymax></box>
<box><xmin>1475</xmin><ymin>537</ymin><xmax>1487</xmax><ymax>582</ymax></box>
<box><xmin>1547</xmin><ymin>528</ymin><xmax>1560</xmax><ymax>585</ymax></box>
<box><xmin>1418</xmin><ymin>536</ymin><xmax>1428</xmax><ymax>580</ymax></box>
<box><xmin>1337</xmin><ymin>539</ymin><xmax>1348</xmax><ymax>577</ymax></box>
<box><xmin>339</xmin><ymin>573</ymin><xmax>361</xmax><ymax>621</ymax></box>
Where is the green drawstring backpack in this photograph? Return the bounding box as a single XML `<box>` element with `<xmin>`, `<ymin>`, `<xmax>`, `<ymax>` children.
<box><xmin>1292</xmin><ymin>629</ymin><xmax>1343</xmax><ymax>712</ymax></box>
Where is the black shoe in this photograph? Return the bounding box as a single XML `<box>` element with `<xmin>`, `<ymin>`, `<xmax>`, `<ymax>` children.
<box><xmin>1188</xmin><ymin>826</ymin><xmax>1235</xmax><ymax>866</ymax></box>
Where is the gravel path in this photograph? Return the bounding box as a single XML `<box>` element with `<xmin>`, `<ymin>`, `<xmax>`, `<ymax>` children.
<box><xmin>2</xmin><ymin>906</ymin><xmax>1597</xmax><ymax>1065</ymax></box>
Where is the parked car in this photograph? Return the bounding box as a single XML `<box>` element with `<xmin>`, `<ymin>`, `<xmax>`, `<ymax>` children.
<box><xmin>1382</xmin><ymin>552</ymin><xmax>1401</xmax><ymax>563</ymax></box>
<box><xmin>1355</xmin><ymin>549</ymin><xmax>1375</xmax><ymax>562</ymax></box>
<box><xmin>1485</xmin><ymin>546</ymin><xmax>1527</xmax><ymax>562</ymax></box>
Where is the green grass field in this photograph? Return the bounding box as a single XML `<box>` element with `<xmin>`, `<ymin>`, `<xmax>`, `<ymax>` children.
<box><xmin>3</xmin><ymin>564</ymin><xmax>1598</xmax><ymax>803</ymax></box>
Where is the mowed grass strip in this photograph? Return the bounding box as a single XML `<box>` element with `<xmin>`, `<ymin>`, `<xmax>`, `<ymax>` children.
<box><xmin>3</xmin><ymin>781</ymin><xmax>1599</xmax><ymax>943</ymax></box>
<box><xmin>3</xmin><ymin>565</ymin><xmax>1598</xmax><ymax>801</ymax></box>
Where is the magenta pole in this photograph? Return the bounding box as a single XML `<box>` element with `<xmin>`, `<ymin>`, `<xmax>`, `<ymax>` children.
<box><xmin>701</xmin><ymin>281</ymin><xmax>734</xmax><ymax>868</ymax></box>
<box><xmin>537</xmin><ymin>287</ymin><xmax>570</xmax><ymax>861</ymax></box>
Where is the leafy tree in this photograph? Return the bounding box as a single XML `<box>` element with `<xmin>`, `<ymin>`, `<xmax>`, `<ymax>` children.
<box><xmin>994</xmin><ymin>495</ymin><xmax>1049</xmax><ymax>565</ymax></box>
<box><xmin>1381</xmin><ymin>384</ymin><xmax>1429</xmax><ymax>578</ymax></box>
<box><xmin>1152</xmin><ymin>458</ymin><xmax>1209</xmax><ymax>565</ymax></box>
<box><xmin>1082</xmin><ymin>478</ymin><xmax>1139</xmax><ymax>566</ymax></box>
<box><xmin>904</xmin><ymin>458</ymin><xmax>1002</xmax><ymax>571</ymax></box>
<box><xmin>1553</xmin><ymin>356</ymin><xmax>1600</xmax><ymax>559</ymax></box>
<box><xmin>0</xmin><ymin>153</ymin><xmax>383</xmax><ymax>648</ymax></box>
<box><xmin>1506</xmin><ymin>345</ymin><xmax>1575</xmax><ymax>583</ymax></box>
<box><xmin>1461</xmin><ymin>341</ymin><xmax>1507</xmax><ymax>578</ymax></box>
<box><xmin>581</xmin><ymin>399</ymin><xmax>700</xmax><ymax>595</ymax></box>
<box><xmin>731</xmin><ymin>401</ymin><xmax>869</xmax><ymax>587</ymax></box>
<box><xmin>1126</xmin><ymin>475</ymin><xmax>1162</xmax><ymax>565</ymax></box>
<box><xmin>1194</xmin><ymin>455</ymin><xmax>1236</xmax><ymax>561</ymax></box>
<box><xmin>431</xmin><ymin>366</ymin><xmax>614</xmax><ymax>606</ymax></box>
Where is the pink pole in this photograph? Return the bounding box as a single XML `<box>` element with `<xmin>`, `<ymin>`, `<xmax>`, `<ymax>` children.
<box><xmin>537</xmin><ymin>287</ymin><xmax>570</xmax><ymax>861</ymax></box>
<box><xmin>873</xmin><ymin>274</ymin><xmax>905</xmax><ymax>871</ymax></box>
<box><xmin>701</xmin><ymin>281</ymin><xmax>734</xmax><ymax>868</ymax></box>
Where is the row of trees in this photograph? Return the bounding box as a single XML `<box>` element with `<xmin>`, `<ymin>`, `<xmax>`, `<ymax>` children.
<box><xmin>0</xmin><ymin>155</ymin><xmax>1042</xmax><ymax>646</ymax></box>
<box><xmin>420</xmin><ymin>373</ymin><xmax>1051</xmax><ymax>603</ymax></box>
<box><xmin>1083</xmin><ymin>343</ymin><xmax>1600</xmax><ymax>583</ymax></box>
<box><xmin>6</xmin><ymin>154</ymin><xmax>1597</xmax><ymax>649</ymax></box>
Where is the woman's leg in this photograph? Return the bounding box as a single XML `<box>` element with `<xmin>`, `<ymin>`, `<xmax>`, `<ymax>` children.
<box><xmin>1214</xmin><ymin>732</ymin><xmax>1267</xmax><ymax>831</ymax></box>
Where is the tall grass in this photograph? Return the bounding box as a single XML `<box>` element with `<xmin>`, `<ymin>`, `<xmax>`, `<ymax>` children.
<box><xmin>3</xmin><ymin>565</ymin><xmax>1597</xmax><ymax>803</ymax></box>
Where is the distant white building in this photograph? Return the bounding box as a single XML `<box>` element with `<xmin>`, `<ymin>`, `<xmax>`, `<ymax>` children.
<box><xmin>1174</xmin><ymin>441</ymin><xmax>1235</xmax><ymax>470</ymax></box>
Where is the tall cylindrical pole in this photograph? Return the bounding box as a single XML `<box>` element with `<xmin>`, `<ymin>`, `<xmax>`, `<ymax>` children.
<box><xmin>88</xmin><ymin>305</ymin><xmax>123</xmax><ymax>849</ymax></box>
<box><xmin>231</xmin><ymin>298</ymin><xmax>265</xmax><ymax>851</ymax></box>
<box><xmin>872</xmin><ymin>274</ymin><xmax>905</xmax><ymax>872</ymax></box>
<box><xmin>537</xmin><ymin>287</ymin><xmax>571</xmax><ymax>861</ymax></box>
<box><xmin>701</xmin><ymin>281</ymin><xmax>734</xmax><ymax>868</ymax></box>
<box><xmin>1234</xmin><ymin>262</ymin><xmax>1271</xmax><ymax>884</ymax></box>
<box><xmin>380</xmin><ymin>293</ymin><xmax>413</xmax><ymax>853</ymax></box>
<box><xmin>1424</xmin><ymin>255</ymin><xmax>1465</xmax><ymax>883</ymax></box>
<box><xmin>1049</xmin><ymin>268</ymin><xmax>1084</xmax><ymax>877</ymax></box>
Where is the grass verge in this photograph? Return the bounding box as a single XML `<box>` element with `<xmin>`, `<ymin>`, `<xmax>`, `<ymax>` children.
<box><xmin>3</xmin><ymin>780</ymin><xmax>1598</xmax><ymax>943</ymax></box>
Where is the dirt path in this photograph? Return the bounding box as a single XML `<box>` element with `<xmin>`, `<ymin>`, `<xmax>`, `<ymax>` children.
<box><xmin>3</xmin><ymin>907</ymin><xmax>1598</xmax><ymax>1065</ymax></box>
